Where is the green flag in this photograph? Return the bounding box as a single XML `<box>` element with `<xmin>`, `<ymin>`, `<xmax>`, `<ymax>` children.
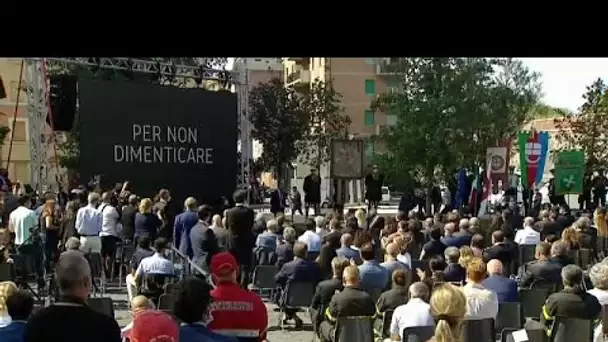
<box><xmin>555</xmin><ymin>150</ymin><xmax>585</xmax><ymax>195</ymax></box>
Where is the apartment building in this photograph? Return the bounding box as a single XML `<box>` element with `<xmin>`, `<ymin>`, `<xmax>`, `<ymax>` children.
<box><xmin>283</xmin><ymin>58</ymin><xmax>395</xmax><ymax>203</ymax></box>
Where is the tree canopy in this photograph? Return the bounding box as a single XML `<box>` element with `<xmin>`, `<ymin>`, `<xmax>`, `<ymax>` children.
<box><xmin>297</xmin><ymin>78</ymin><xmax>350</xmax><ymax>168</ymax></box>
<box><xmin>372</xmin><ymin>58</ymin><xmax>541</xmax><ymax>203</ymax></box>
<box><xmin>248</xmin><ymin>77</ymin><xmax>308</xmax><ymax>184</ymax></box>
<box><xmin>555</xmin><ymin>77</ymin><xmax>608</xmax><ymax>170</ymax></box>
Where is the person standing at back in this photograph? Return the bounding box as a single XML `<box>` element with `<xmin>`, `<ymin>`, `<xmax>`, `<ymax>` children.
<box><xmin>75</xmin><ymin>192</ymin><xmax>102</xmax><ymax>255</ymax></box>
<box><xmin>174</xmin><ymin>197</ymin><xmax>199</xmax><ymax>257</ymax></box>
<box><xmin>225</xmin><ymin>189</ymin><xmax>255</xmax><ymax>288</ymax></box>
<box><xmin>8</xmin><ymin>195</ymin><xmax>44</xmax><ymax>289</ymax></box>
<box><xmin>98</xmin><ymin>192</ymin><xmax>122</xmax><ymax>278</ymax></box>
<box><xmin>303</xmin><ymin>168</ymin><xmax>321</xmax><ymax>219</ymax></box>
<box><xmin>23</xmin><ymin>252</ymin><xmax>121</xmax><ymax>342</ymax></box>
<box><xmin>189</xmin><ymin>205</ymin><xmax>219</xmax><ymax>272</ymax></box>
<box><xmin>120</xmin><ymin>195</ymin><xmax>139</xmax><ymax>245</ymax></box>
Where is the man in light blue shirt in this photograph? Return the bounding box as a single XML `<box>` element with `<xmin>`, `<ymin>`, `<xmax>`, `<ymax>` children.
<box><xmin>297</xmin><ymin>219</ymin><xmax>321</xmax><ymax>252</ymax></box>
<box><xmin>358</xmin><ymin>243</ymin><xmax>389</xmax><ymax>297</ymax></box>
<box><xmin>75</xmin><ymin>192</ymin><xmax>102</xmax><ymax>254</ymax></box>
<box><xmin>335</xmin><ymin>234</ymin><xmax>361</xmax><ymax>264</ymax></box>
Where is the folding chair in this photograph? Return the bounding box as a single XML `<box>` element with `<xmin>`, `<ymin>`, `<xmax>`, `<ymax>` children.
<box><xmin>250</xmin><ymin>265</ymin><xmax>278</xmax><ymax>298</ymax></box>
<box><xmin>158</xmin><ymin>293</ymin><xmax>176</xmax><ymax>312</ymax></box>
<box><xmin>519</xmin><ymin>245</ymin><xmax>536</xmax><ymax>265</ymax></box>
<box><xmin>116</xmin><ymin>242</ymin><xmax>135</xmax><ymax>287</ymax></box>
<box><xmin>402</xmin><ymin>326</ymin><xmax>435</xmax><ymax>342</ymax></box>
<box><xmin>334</xmin><ymin>316</ymin><xmax>375</xmax><ymax>342</ymax></box>
<box><xmin>164</xmin><ymin>282</ymin><xmax>181</xmax><ymax>296</ymax></box>
<box><xmin>462</xmin><ymin>318</ymin><xmax>496</xmax><ymax>342</ymax></box>
<box><xmin>495</xmin><ymin>302</ymin><xmax>523</xmax><ymax>340</ymax></box>
<box><xmin>579</xmin><ymin>248</ymin><xmax>592</xmax><ymax>269</ymax></box>
<box><xmin>87</xmin><ymin>297</ymin><xmax>114</xmax><ymax>319</ymax></box>
<box><xmin>85</xmin><ymin>253</ymin><xmax>106</xmax><ymax>296</ymax></box>
<box><xmin>519</xmin><ymin>287</ymin><xmax>551</xmax><ymax>319</ymax></box>
<box><xmin>548</xmin><ymin>317</ymin><xmax>594</xmax><ymax>342</ymax></box>
<box><xmin>378</xmin><ymin>310</ymin><xmax>394</xmax><ymax>341</ymax></box>
<box><xmin>277</xmin><ymin>282</ymin><xmax>315</xmax><ymax>331</ymax></box>
<box><xmin>568</xmin><ymin>250</ymin><xmax>580</xmax><ymax>266</ymax></box>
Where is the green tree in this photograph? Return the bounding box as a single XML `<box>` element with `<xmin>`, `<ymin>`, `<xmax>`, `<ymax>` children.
<box><xmin>297</xmin><ymin>78</ymin><xmax>350</xmax><ymax>168</ymax></box>
<box><xmin>372</xmin><ymin>58</ymin><xmax>541</xmax><ymax>211</ymax></box>
<box><xmin>555</xmin><ymin>78</ymin><xmax>608</xmax><ymax>170</ymax></box>
<box><xmin>248</xmin><ymin>77</ymin><xmax>307</xmax><ymax>187</ymax></box>
<box><xmin>530</xmin><ymin>103</ymin><xmax>571</xmax><ymax>119</ymax></box>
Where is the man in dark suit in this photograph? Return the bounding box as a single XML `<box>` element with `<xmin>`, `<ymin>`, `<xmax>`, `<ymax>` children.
<box><xmin>482</xmin><ymin>259</ymin><xmax>519</xmax><ymax>302</ymax></box>
<box><xmin>534</xmin><ymin>209</ymin><xmax>561</xmax><ymax>241</ymax></box>
<box><xmin>454</xmin><ymin>219</ymin><xmax>473</xmax><ymax>247</ymax></box>
<box><xmin>189</xmin><ymin>205</ymin><xmax>219</xmax><ymax>272</ymax></box>
<box><xmin>174</xmin><ymin>197</ymin><xmax>200</xmax><ymax>257</ymax></box>
<box><xmin>270</xmin><ymin>187</ymin><xmax>286</xmax><ymax>216</ymax></box>
<box><xmin>276</xmin><ymin>227</ymin><xmax>296</xmax><ymax>269</ymax></box>
<box><xmin>441</xmin><ymin>223</ymin><xmax>460</xmax><ymax>248</ymax></box>
<box><xmin>482</xmin><ymin>230</ymin><xmax>517</xmax><ymax>268</ymax></box>
<box><xmin>443</xmin><ymin>246</ymin><xmax>466</xmax><ymax>283</ymax></box>
<box><xmin>225</xmin><ymin>189</ymin><xmax>255</xmax><ymax>288</ymax></box>
<box><xmin>275</xmin><ymin>242</ymin><xmax>319</xmax><ymax>328</ymax></box>
<box><xmin>310</xmin><ymin>257</ymin><xmax>349</xmax><ymax>332</ymax></box>
<box><xmin>319</xmin><ymin>265</ymin><xmax>376</xmax><ymax>341</ymax></box>
<box><xmin>303</xmin><ymin>168</ymin><xmax>321</xmax><ymax>219</ymax></box>
<box><xmin>518</xmin><ymin>242</ymin><xmax>563</xmax><ymax>287</ymax></box>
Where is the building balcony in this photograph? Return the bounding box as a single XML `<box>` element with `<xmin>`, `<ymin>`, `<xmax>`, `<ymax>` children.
<box><xmin>375</xmin><ymin>58</ymin><xmax>404</xmax><ymax>76</ymax></box>
<box><xmin>285</xmin><ymin>70</ymin><xmax>311</xmax><ymax>92</ymax></box>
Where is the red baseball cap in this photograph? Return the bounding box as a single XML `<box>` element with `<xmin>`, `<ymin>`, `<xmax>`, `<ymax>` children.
<box><xmin>127</xmin><ymin>310</ymin><xmax>179</xmax><ymax>342</ymax></box>
<box><xmin>210</xmin><ymin>252</ymin><xmax>238</xmax><ymax>275</ymax></box>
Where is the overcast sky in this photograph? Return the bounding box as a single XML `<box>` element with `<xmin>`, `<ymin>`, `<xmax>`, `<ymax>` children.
<box><xmin>518</xmin><ymin>58</ymin><xmax>608</xmax><ymax>112</ymax></box>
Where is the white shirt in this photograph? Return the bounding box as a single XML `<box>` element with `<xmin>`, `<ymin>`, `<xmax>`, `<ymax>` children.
<box><xmin>99</xmin><ymin>203</ymin><xmax>121</xmax><ymax>237</ymax></box>
<box><xmin>297</xmin><ymin>230</ymin><xmax>322</xmax><ymax>252</ymax></box>
<box><xmin>390</xmin><ymin>298</ymin><xmax>434</xmax><ymax>338</ymax></box>
<box><xmin>0</xmin><ymin>313</ymin><xmax>11</xmax><ymax>328</ymax></box>
<box><xmin>514</xmin><ymin>226</ymin><xmax>541</xmax><ymax>245</ymax></box>
<box><xmin>9</xmin><ymin>206</ymin><xmax>37</xmax><ymax>245</ymax></box>
<box><xmin>75</xmin><ymin>204</ymin><xmax>102</xmax><ymax>236</ymax></box>
<box><xmin>397</xmin><ymin>252</ymin><xmax>412</xmax><ymax>268</ymax></box>
<box><xmin>462</xmin><ymin>283</ymin><xmax>499</xmax><ymax>320</ymax></box>
<box><xmin>592</xmin><ymin>289</ymin><xmax>608</xmax><ymax>342</ymax></box>
<box><xmin>135</xmin><ymin>253</ymin><xmax>174</xmax><ymax>276</ymax></box>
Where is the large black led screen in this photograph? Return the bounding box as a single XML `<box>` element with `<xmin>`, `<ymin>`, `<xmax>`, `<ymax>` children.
<box><xmin>78</xmin><ymin>78</ymin><xmax>237</xmax><ymax>202</ymax></box>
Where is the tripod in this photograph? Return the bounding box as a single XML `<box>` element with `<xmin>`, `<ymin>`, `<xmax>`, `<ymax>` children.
<box><xmin>13</xmin><ymin>225</ymin><xmax>45</xmax><ymax>302</ymax></box>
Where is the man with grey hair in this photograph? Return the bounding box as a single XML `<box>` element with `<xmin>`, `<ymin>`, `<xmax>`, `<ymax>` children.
<box><xmin>514</xmin><ymin>217</ymin><xmax>540</xmax><ymax>245</ymax></box>
<box><xmin>588</xmin><ymin>262</ymin><xmax>608</xmax><ymax>305</ymax></box>
<box><xmin>388</xmin><ymin>282</ymin><xmax>434</xmax><ymax>341</ymax></box>
<box><xmin>277</xmin><ymin>227</ymin><xmax>297</xmax><ymax>269</ymax></box>
<box><xmin>454</xmin><ymin>218</ymin><xmax>472</xmax><ymax>247</ymax></box>
<box><xmin>536</xmin><ymin>264</ymin><xmax>601</xmax><ymax>332</ymax></box>
<box><xmin>315</xmin><ymin>216</ymin><xmax>329</xmax><ymax>237</ymax></box>
<box><xmin>336</xmin><ymin>233</ymin><xmax>361</xmax><ymax>264</ymax></box>
<box><xmin>550</xmin><ymin>240</ymin><xmax>573</xmax><ymax>267</ymax></box>
<box><xmin>441</xmin><ymin>222</ymin><xmax>459</xmax><ymax>248</ymax></box>
<box><xmin>255</xmin><ymin>219</ymin><xmax>281</xmax><ymax>250</ymax></box>
<box><xmin>23</xmin><ymin>253</ymin><xmax>121</xmax><ymax>342</ymax></box>
<box><xmin>443</xmin><ymin>246</ymin><xmax>465</xmax><ymax>283</ymax></box>
<box><xmin>60</xmin><ymin>237</ymin><xmax>83</xmax><ymax>259</ymax></box>
<box><xmin>75</xmin><ymin>192</ymin><xmax>102</xmax><ymax>254</ymax></box>
<box><xmin>310</xmin><ymin>257</ymin><xmax>349</xmax><ymax>330</ymax></box>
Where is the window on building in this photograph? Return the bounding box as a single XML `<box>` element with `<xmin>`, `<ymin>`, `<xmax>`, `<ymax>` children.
<box><xmin>365</xmin><ymin>79</ymin><xmax>375</xmax><ymax>95</ymax></box>
<box><xmin>386</xmin><ymin>114</ymin><xmax>397</xmax><ymax>126</ymax></box>
<box><xmin>364</xmin><ymin>110</ymin><xmax>375</xmax><ymax>126</ymax></box>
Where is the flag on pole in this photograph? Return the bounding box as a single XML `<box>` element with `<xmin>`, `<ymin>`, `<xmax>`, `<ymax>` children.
<box><xmin>478</xmin><ymin>152</ymin><xmax>493</xmax><ymax>216</ymax></box>
<box><xmin>468</xmin><ymin>168</ymin><xmax>481</xmax><ymax>212</ymax></box>
<box><xmin>453</xmin><ymin>168</ymin><xmax>467</xmax><ymax>209</ymax></box>
<box><xmin>518</xmin><ymin>130</ymin><xmax>549</xmax><ymax>189</ymax></box>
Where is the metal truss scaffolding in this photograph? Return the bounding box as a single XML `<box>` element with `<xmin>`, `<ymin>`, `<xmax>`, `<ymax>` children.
<box><xmin>24</xmin><ymin>57</ymin><xmax>249</xmax><ymax>193</ymax></box>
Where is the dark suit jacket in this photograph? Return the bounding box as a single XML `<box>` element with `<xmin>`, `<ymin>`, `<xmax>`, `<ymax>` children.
<box><xmin>311</xmin><ymin>277</ymin><xmax>343</xmax><ymax>311</ymax></box>
<box><xmin>270</xmin><ymin>190</ymin><xmax>286</xmax><ymax>214</ymax></box>
<box><xmin>482</xmin><ymin>243</ymin><xmax>517</xmax><ymax>266</ymax></box>
<box><xmin>303</xmin><ymin>175</ymin><xmax>321</xmax><ymax>203</ymax></box>
<box><xmin>120</xmin><ymin>205</ymin><xmax>137</xmax><ymax>241</ymax></box>
<box><xmin>454</xmin><ymin>231</ymin><xmax>473</xmax><ymax>248</ymax></box>
<box><xmin>443</xmin><ymin>263</ymin><xmax>466</xmax><ymax>283</ymax></box>
<box><xmin>376</xmin><ymin>287</ymin><xmax>409</xmax><ymax>312</ymax></box>
<box><xmin>441</xmin><ymin>236</ymin><xmax>461</xmax><ymax>248</ymax></box>
<box><xmin>225</xmin><ymin>205</ymin><xmax>255</xmax><ymax>264</ymax></box>
<box><xmin>276</xmin><ymin>242</ymin><xmax>294</xmax><ymax>270</ymax></box>
<box><xmin>174</xmin><ymin>211</ymin><xmax>199</xmax><ymax>256</ymax></box>
<box><xmin>519</xmin><ymin>259</ymin><xmax>563</xmax><ymax>287</ymax></box>
<box><xmin>482</xmin><ymin>275</ymin><xmax>519</xmax><ymax>303</ymax></box>
<box><xmin>275</xmin><ymin>257</ymin><xmax>319</xmax><ymax>287</ymax></box>
<box><xmin>189</xmin><ymin>221</ymin><xmax>219</xmax><ymax>271</ymax></box>
<box><xmin>326</xmin><ymin>286</ymin><xmax>376</xmax><ymax>321</ymax></box>
<box><xmin>534</xmin><ymin>220</ymin><xmax>561</xmax><ymax>240</ymax></box>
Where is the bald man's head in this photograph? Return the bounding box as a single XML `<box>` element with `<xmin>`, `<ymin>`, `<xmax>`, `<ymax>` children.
<box><xmin>131</xmin><ymin>295</ymin><xmax>152</xmax><ymax>313</ymax></box>
<box><xmin>341</xmin><ymin>234</ymin><xmax>353</xmax><ymax>246</ymax></box>
<box><xmin>487</xmin><ymin>259</ymin><xmax>503</xmax><ymax>275</ymax></box>
<box><xmin>343</xmin><ymin>265</ymin><xmax>360</xmax><ymax>287</ymax></box>
<box><xmin>386</xmin><ymin>242</ymin><xmax>400</xmax><ymax>258</ymax></box>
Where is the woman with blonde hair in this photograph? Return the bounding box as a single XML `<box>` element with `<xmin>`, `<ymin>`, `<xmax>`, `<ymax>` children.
<box><xmin>429</xmin><ymin>283</ymin><xmax>467</xmax><ymax>342</ymax></box>
<box><xmin>561</xmin><ymin>227</ymin><xmax>581</xmax><ymax>250</ymax></box>
<box><xmin>596</xmin><ymin>207</ymin><xmax>608</xmax><ymax>252</ymax></box>
<box><xmin>355</xmin><ymin>208</ymin><xmax>367</xmax><ymax>229</ymax></box>
<box><xmin>134</xmin><ymin>198</ymin><xmax>162</xmax><ymax>241</ymax></box>
<box><xmin>59</xmin><ymin>200</ymin><xmax>78</xmax><ymax>249</ymax></box>
<box><xmin>41</xmin><ymin>199</ymin><xmax>61</xmax><ymax>272</ymax></box>
<box><xmin>0</xmin><ymin>281</ymin><xmax>17</xmax><ymax>327</ymax></box>
<box><xmin>458</xmin><ymin>246</ymin><xmax>474</xmax><ymax>269</ymax></box>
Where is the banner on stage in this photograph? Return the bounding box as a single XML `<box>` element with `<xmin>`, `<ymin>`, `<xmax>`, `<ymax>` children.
<box><xmin>555</xmin><ymin>150</ymin><xmax>585</xmax><ymax>195</ymax></box>
<box><xmin>330</xmin><ymin>140</ymin><xmax>364</xmax><ymax>179</ymax></box>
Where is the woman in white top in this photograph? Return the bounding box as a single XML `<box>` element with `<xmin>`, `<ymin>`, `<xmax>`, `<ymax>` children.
<box><xmin>461</xmin><ymin>258</ymin><xmax>499</xmax><ymax>320</ymax></box>
<box><xmin>0</xmin><ymin>281</ymin><xmax>17</xmax><ymax>328</ymax></box>
<box><xmin>588</xmin><ymin>263</ymin><xmax>608</xmax><ymax>342</ymax></box>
